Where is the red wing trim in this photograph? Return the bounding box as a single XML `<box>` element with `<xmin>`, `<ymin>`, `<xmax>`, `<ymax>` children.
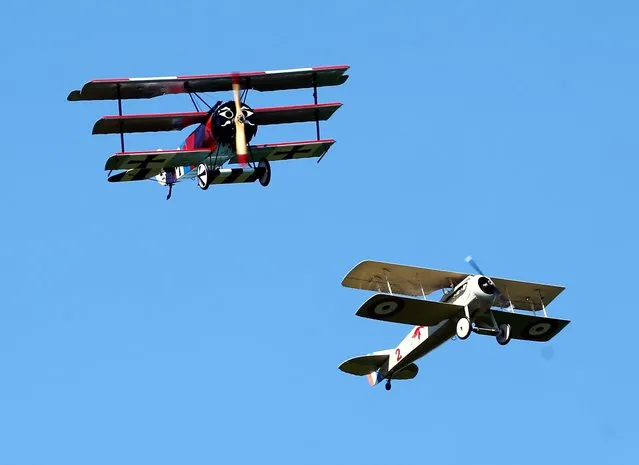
<box><xmin>68</xmin><ymin>65</ymin><xmax>350</xmax><ymax>101</ymax></box>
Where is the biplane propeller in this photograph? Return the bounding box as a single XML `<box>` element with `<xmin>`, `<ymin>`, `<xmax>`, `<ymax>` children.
<box><xmin>67</xmin><ymin>65</ymin><xmax>350</xmax><ymax>199</ymax></box>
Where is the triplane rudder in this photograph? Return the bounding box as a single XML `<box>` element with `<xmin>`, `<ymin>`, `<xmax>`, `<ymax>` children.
<box><xmin>338</xmin><ymin>256</ymin><xmax>570</xmax><ymax>391</ymax></box>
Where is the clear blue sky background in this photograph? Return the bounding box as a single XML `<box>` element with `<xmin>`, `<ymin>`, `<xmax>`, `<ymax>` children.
<box><xmin>1</xmin><ymin>1</ymin><xmax>637</xmax><ymax>463</ymax></box>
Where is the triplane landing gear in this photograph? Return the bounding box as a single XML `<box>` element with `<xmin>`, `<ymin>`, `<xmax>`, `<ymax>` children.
<box><xmin>196</xmin><ymin>158</ymin><xmax>271</xmax><ymax>191</ymax></box>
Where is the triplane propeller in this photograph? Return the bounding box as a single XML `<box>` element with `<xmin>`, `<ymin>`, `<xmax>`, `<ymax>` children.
<box><xmin>68</xmin><ymin>65</ymin><xmax>350</xmax><ymax>199</ymax></box>
<box><xmin>338</xmin><ymin>257</ymin><xmax>570</xmax><ymax>391</ymax></box>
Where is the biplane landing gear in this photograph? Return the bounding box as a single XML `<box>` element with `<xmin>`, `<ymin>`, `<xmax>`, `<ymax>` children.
<box><xmin>496</xmin><ymin>323</ymin><xmax>512</xmax><ymax>346</ymax></box>
<box><xmin>456</xmin><ymin>317</ymin><xmax>471</xmax><ymax>340</ymax></box>
<box><xmin>197</xmin><ymin>163</ymin><xmax>211</xmax><ymax>190</ymax></box>
<box><xmin>258</xmin><ymin>159</ymin><xmax>271</xmax><ymax>187</ymax></box>
<box><xmin>385</xmin><ymin>379</ymin><xmax>391</xmax><ymax>391</ymax></box>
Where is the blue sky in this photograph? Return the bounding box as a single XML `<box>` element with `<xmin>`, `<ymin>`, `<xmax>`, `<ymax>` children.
<box><xmin>1</xmin><ymin>0</ymin><xmax>638</xmax><ymax>463</ymax></box>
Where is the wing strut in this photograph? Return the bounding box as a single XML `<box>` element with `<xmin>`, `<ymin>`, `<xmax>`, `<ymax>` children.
<box><xmin>312</xmin><ymin>72</ymin><xmax>320</xmax><ymax>141</ymax></box>
<box><xmin>313</xmin><ymin>71</ymin><xmax>331</xmax><ymax>164</ymax></box>
<box><xmin>116</xmin><ymin>84</ymin><xmax>125</xmax><ymax>153</ymax></box>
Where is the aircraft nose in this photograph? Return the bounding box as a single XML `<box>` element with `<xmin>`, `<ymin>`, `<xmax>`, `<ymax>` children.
<box><xmin>477</xmin><ymin>276</ymin><xmax>496</xmax><ymax>295</ymax></box>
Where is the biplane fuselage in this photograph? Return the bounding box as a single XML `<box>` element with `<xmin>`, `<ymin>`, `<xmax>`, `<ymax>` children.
<box><xmin>371</xmin><ymin>274</ymin><xmax>497</xmax><ymax>383</ymax></box>
<box><xmin>339</xmin><ymin>260</ymin><xmax>571</xmax><ymax>390</ymax></box>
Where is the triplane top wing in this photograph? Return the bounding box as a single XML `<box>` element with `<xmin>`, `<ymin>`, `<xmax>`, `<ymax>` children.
<box><xmin>68</xmin><ymin>65</ymin><xmax>349</xmax><ymax>101</ymax></box>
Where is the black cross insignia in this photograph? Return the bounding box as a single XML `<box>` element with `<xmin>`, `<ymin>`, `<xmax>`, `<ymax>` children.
<box><xmin>273</xmin><ymin>145</ymin><xmax>313</xmax><ymax>160</ymax></box>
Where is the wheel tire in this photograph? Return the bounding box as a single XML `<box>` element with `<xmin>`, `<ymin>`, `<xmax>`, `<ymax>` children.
<box><xmin>197</xmin><ymin>163</ymin><xmax>210</xmax><ymax>190</ymax></box>
<box><xmin>496</xmin><ymin>323</ymin><xmax>512</xmax><ymax>346</ymax></box>
<box><xmin>385</xmin><ymin>380</ymin><xmax>391</xmax><ymax>391</ymax></box>
<box><xmin>258</xmin><ymin>159</ymin><xmax>271</xmax><ymax>187</ymax></box>
<box><xmin>456</xmin><ymin>317</ymin><xmax>471</xmax><ymax>340</ymax></box>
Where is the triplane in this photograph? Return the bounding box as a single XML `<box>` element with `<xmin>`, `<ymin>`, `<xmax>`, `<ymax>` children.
<box><xmin>67</xmin><ymin>65</ymin><xmax>349</xmax><ymax>199</ymax></box>
<box><xmin>339</xmin><ymin>257</ymin><xmax>570</xmax><ymax>391</ymax></box>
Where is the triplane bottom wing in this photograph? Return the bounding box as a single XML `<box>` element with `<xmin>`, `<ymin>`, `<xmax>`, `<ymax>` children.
<box><xmin>230</xmin><ymin>140</ymin><xmax>336</xmax><ymax>164</ymax></box>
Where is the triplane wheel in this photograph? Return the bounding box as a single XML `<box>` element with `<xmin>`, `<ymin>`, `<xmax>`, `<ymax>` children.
<box><xmin>258</xmin><ymin>159</ymin><xmax>271</xmax><ymax>187</ymax></box>
<box><xmin>456</xmin><ymin>316</ymin><xmax>471</xmax><ymax>340</ymax></box>
<box><xmin>197</xmin><ymin>163</ymin><xmax>210</xmax><ymax>190</ymax></box>
<box><xmin>496</xmin><ymin>323</ymin><xmax>512</xmax><ymax>346</ymax></box>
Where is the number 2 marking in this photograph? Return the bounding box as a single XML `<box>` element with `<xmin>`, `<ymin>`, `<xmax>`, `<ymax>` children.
<box><xmin>395</xmin><ymin>348</ymin><xmax>403</xmax><ymax>361</ymax></box>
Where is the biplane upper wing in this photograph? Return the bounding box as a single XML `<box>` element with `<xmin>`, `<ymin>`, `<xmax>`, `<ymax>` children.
<box><xmin>355</xmin><ymin>293</ymin><xmax>464</xmax><ymax>327</ymax></box>
<box><xmin>229</xmin><ymin>140</ymin><xmax>335</xmax><ymax>164</ymax></box>
<box><xmin>104</xmin><ymin>149</ymin><xmax>212</xmax><ymax>180</ymax></box>
<box><xmin>342</xmin><ymin>260</ymin><xmax>469</xmax><ymax>297</ymax></box>
<box><xmin>489</xmin><ymin>276</ymin><xmax>565</xmax><ymax>311</ymax></box>
<box><xmin>92</xmin><ymin>103</ymin><xmax>342</xmax><ymax>135</ymax></box>
<box><xmin>68</xmin><ymin>65</ymin><xmax>349</xmax><ymax>101</ymax></box>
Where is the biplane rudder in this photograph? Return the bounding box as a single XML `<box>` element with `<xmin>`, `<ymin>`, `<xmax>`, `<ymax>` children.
<box><xmin>367</xmin><ymin>370</ymin><xmax>383</xmax><ymax>387</ymax></box>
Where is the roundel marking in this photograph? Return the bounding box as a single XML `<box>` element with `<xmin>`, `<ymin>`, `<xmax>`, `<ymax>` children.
<box><xmin>365</xmin><ymin>296</ymin><xmax>405</xmax><ymax>319</ymax></box>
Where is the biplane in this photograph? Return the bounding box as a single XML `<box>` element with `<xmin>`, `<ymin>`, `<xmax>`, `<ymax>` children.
<box><xmin>67</xmin><ymin>65</ymin><xmax>349</xmax><ymax>199</ymax></box>
<box><xmin>338</xmin><ymin>257</ymin><xmax>570</xmax><ymax>391</ymax></box>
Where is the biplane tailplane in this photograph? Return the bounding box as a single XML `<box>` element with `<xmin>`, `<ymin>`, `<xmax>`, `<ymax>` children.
<box><xmin>338</xmin><ymin>350</ymin><xmax>392</xmax><ymax>387</ymax></box>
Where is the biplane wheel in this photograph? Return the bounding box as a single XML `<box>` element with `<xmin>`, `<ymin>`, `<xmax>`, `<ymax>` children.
<box><xmin>197</xmin><ymin>163</ymin><xmax>210</xmax><ymax>190</ymax></box>
<box><xmin>258</xmin><ymin>159</ymin><xmax>271</xmax><ymax>187</ymax></box>
<box><xmin>456</xmin><ymin>317</ymin><xmax>471</xmax><ymax>340</ymax></box>
<box><xmin>496</xmin><ymin>323</ymin><xmax>512</xmax><ymax>346</ymax></box>
<box><xmin>385</xmin><ymin>380</ymin><xmax>391</xmax><ymax>391</ymax></box>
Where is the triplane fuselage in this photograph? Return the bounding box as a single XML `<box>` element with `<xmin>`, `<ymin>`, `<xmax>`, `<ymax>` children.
<box><xmin>339</xmin><ymin>258</ymin><xmax>570</xmax><ymax>391</ymax></box>
<box><xmin>68</xmin><ymin>65</ymin><xmax>349</xmax><ymax>199</ymax></box>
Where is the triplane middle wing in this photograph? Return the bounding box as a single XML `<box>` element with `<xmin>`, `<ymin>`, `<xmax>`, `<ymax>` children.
<box><xmin>68</xmin><ymin>65</ymin><xmax>350</xmax><ymax>199</ymax></box>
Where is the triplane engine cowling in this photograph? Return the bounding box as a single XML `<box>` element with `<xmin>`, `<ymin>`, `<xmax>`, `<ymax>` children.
<box><xmin>212</xmin><ymin>100</ymin><xmax>258</xmax><ymax>146</ymax></box>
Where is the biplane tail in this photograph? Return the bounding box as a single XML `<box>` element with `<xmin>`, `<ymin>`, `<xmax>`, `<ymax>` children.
<box><xmin>338</xmin><ymin>350</ymin><xmax>392</xmax><ymax>387</ymax></box>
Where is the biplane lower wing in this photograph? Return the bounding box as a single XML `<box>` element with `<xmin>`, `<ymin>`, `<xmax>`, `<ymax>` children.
<box><xmin>92</xmin><ymin>103</ymin><xmax>342</xmax><ymax>135</ymax></box>
<box><xmin>355</xmin><ymin>293</ymin><xmax>464</xmax><ymax>327</ymax></box>
<box><xmin>230</xmin><ymin>140</ymin><xmax>335</xmax><ymax>164</ymax></box>
<box><xmin>104</xmin><ymin>149</ymin><xmax>213</xmax><ymax>172</ymax></box>
<box><xmin>342</xmin><ymin>260</ymin><xmax>469</xmax><ymax>297</ymax></box>
<box><xmin>479</xmin><ymin>310</ymin><xmax>570</xmax><ymax>342</ymax></box>
<box><xmin>68</xmin><ymin>65</ymin><xmax>349</xmax><ymax>101</ymax></box>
